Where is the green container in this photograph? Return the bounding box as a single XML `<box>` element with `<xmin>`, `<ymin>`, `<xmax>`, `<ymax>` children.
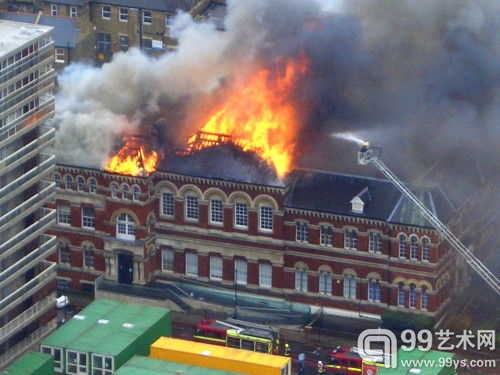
<box><xmin>376</xmin><ymin>348</ymin><xmax>455</xmax><ymax>375</ymax></box>
<box><xmin>2</xmin><ymin>352</ymin><xmax>53</xmax><ymax>375</ymax></box>
<box><xmin>115</xmin><ymin>355</ymin><xmax>246</xmax><ymax>375</ymax></box>
<box><xmin>40</xmin><ymin>298</ymin><xmax>171</xmax><ymax>374</ymax></box>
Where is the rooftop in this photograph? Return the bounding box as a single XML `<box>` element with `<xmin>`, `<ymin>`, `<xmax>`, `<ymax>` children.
<box><xmin>0</xmin><ymin>20</ymin><xmax>52</xmax><ymax>56</ymax></box>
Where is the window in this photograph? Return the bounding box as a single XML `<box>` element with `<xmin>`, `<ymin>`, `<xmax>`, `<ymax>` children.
<box><xmin>77</xmin><ymin>176</ymin><xmax>85</xmax><ymax>191</ymax></box>
<box><xmin>234</xmin><ymin>203</ymin><xmax>248</xmax><ymax>228</ymax></box>
<box><xmin>41</xmin><ymin>346</ymin><xmax>62</xmax><ymax>372</ymax></box>
<box><xmin>132</xmin><ymin>185</ymin><xmax>140</xmax><ymax>201</ymax></box>
<box><xmin>142</xmin><ymin>11</ymin><xmax>152</xmax><ymax>24</ymax></box>
<box><xmin>369</xmin><ymin>232</ymin><xmax>381</xmax><ymax>253</ymax></box>
<box><xmin>186</xmin><ymin>252</ymin><xmax>198</xmax><ymax>276</ymax></box>
<box><xmin>162</xmin><ymin>249</ymin><xmax>174</xmax><ymax>272</ymax></box>
<box><xmin>295</xmin><ymin>222</ymin><xmax>309</xmax><ymax>242</ymax></box>
<box><xmin>422</xmin><ymin>237</ymin><xmax>430</xmax><ymax>262</ymax></box>
<box><xmin>116</xmin><ymin>213</ymin><xmax>136</xmax><ymax>241</ymax></box>
<box><xmin>51</xmin><ymin>4</ymin><xmax>57</xmax><ymax>15</ymax></box>
<box><xmin>121</xmin><ymin>184</ymin><xmax>130</xmax><ymax>200</ymax></box>
<box><xmin>259</xmin><ymin>206</ymin><xmax>273</xmax><ymax>231</ymax></box>
<box><xmin>408</xmin><ymin>285</ymin><xmax>416</xmax><ymax>308</ymax></box>
<box><xmin>368</xmin><ymin>280</ymin><xmax>381</xmax><ymax>302</ymax></box>
<box><xmin>344</xmin><ymin>229</ymin><xmax>357</xmax><ymax>250</ymax></box>
<box><xmin>235</xmin><ymin>259</ymin><xmax>247</xmax><ymax>285</ymax></box>
<box><xmin>110</xmin><ymin>182</ymin><xmax>119</xmax><ymax>198</ymax></box>
<box><xmin>210</xmin><ymin>199</ymin><xmax>223</xmax><ymax>225</ymax></box>
<box><xmin>410</xmin><ymin>236</ymin><xmax>419</xmax><ymax>260</ymax></box>
<box><xmin>119</xmin><ymin>35</ymin><xmax>129</xmax><ymax>52</ymax></box>
<box><xmin>185</xmin><ymin>195</ymin><xmax>199</xmax><ymax>221</ymax></box>
<box><xmin>88</xmin><ymin>178</ymin><xmax>97</xmax><ymax>193</ymax></box>
<box><xmin>59</xmin><ymin>242</ymin><xmax>71</xmax><ymax>265</ymax></box>
<box><xmin>343</xmin><ymin>275</ymin><xmax>356</xmax><ymax>298</ymax></box>
<box><xmin>320</xmin><ymin>225</ymin><xmax>333</xmax><ymax>247</ymax></box>
<box><xmin>102</xmin><ymin>5</ymin><xmax>111</xmax><ymax>19</ymax></box>
<box><xmin>319</xmin><ymin>272</ymin><xmax>332</xmax><ymax>294</ymax></box>
<box><xmin>397</xmin><ymin>282</ymin><xmax>405</xmax><ymax>306</ymax></box>
<box><xmin>65</xmin><ymin>175</ymin><xmax>73</xmax><ymax>189</ymax></box>
<box><xmin>92</xmin><ymin>354</ymin><xmax>113</xmax><ymax>375</ymax></box>
<box><xmin>70</xmin><ymin>6</ymin><xmax>77</xmax><ymax>17</ymax></box>
<box><xmin>97</xmin><ymin>33</ymin><xmax>111</xmax><ymax>53</ymax></box>
<box><xmin>57</xmin><ymin>204</ymin><xmax>71</xmax><ymax>225</ymax></box>
<box><xmin>53</xmin><ymin>172</ymin><xmax>62</xmax><ymax>187</ymax></box>
<box><xmin>119</xmin><ymin>8</ymin><xmax>128</xmax><ymax>22</ymax></box>
<box><xmin>398</xmin><ymin>234</ymin><xmax>407</xmax><ymax>258</ymax></box>
<box><xmin>83</xmin><ymin>248</ymin><xmax>94</xmax><ymax>269</ymax></box>
<box><xmin>82</xmin><ymin>207</ymin><xmax>95</xmax><ymax>229</ymax></box>
<box><xmin>55</xmin><ymin>48</ymin><xmax>65</xmax><ymax>63</ymax></box>
<box><xmin>295</xmin><ymin>268</ymin><xmax>308</xmax><ymax>292</ymax></box>
<box><xmin>66</xmin><ymin>351</ymin><xmax>88</xmax><ymax>375</ymax></box>
<box><xmin>161</xmin><ymin>191</ymin><xmax>174</xmax><ymax>216</ymax></box>
<box><xmin>421</xmin><ymin>288</ymin><xmax>429</xmax><ymax>310</ymax></box>
<box><xmin>210</xmin><ymin>255</ymin><xmax>223</xmax><ymax>280</ymax></box>
<box><xmin>259</xmin><ymin>263</ymin><xmax>272</xmax><ymax>288</ymax></box>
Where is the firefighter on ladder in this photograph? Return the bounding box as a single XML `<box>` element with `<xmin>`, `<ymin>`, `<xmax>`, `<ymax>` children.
<box><xmin>317</xmin><ymin>360</ymin><xmax>326</xmax><ymax>375</ymax></box>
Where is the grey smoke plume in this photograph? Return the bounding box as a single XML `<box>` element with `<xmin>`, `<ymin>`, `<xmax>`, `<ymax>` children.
<box><xmin>52</xmin><ymin>0</ymin><xmax>500</xmax><ymax>192</ymax></box>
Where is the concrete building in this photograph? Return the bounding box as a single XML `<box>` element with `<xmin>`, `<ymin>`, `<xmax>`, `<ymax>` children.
<box><xmin>0</xmin><ymin>19</ymin><xmax>58</xmax><ymax>368</ymax></box>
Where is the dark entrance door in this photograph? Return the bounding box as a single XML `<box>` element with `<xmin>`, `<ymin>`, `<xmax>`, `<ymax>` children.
<box><xmin>117</xmin><ymin>253</ymin><xmax>133</xmax><ymax>284</ymax></box>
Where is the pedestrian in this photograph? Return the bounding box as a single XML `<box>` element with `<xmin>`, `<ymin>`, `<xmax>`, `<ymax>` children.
<box><xmin>317</xmin><ymin>360</ymin><xmax>325</xmax><ymax>375</ymax></box>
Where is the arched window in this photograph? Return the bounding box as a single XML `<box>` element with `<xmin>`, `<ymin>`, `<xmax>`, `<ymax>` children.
<box><xmin>116</xmin><ymin>213</ymin><xmax>136</xmax><ymax>241</ymax></box>
<box><xmin>343</xmin><ymin>275</ymin><xmax>356</xmax><ymax>299</ymax></box>
<box><xmin>121</xmin><ymin>183</ymin><xmax>130</xmax><ymax>200</ymax></box>
<box><xmin>397</xmin><ymin>282</ymin><xmax>406</xmax><ymax>306</ymax></box>
<box><xmin>110</xmin><ymin>182</ymin><xmax>119</xmax><ymax>198</ymax></box>
<box><xmin>64</xmin><ymin>174</ymin><xmax>73</xmax><ymax>189</ymax></box>
<box><xmin>185</xmin><ymin>194</ymin><xmax>199</xmax><ymax>221</ymax></box>
<box><xmin>295</xmin><ymin>265</ymin><xmax>308</xmax><ymax>292</ymax></box>
<box><xmin>368</xmin><ymin>280</ymin><xmax>381</xmax><ymax>302</ymax></box>
<box><xmin>408</xmin><ymin>284</ymin><xmax>417</xmax><ymax>308</ymax></box>
<box><xmin>319</xmin><ymin>272</ymin><xmax>332</xmax><ymax>295</ymax></box>
<box><xmin>88</xmin><ymin>178</ymin><xmax>97</xmax><ymax>193</ymax></box>
<box><xmin>76</xmin><ymin>176</ymin><xmax>85</xmax><ymax>191</ymax></box>
<box><xmin>209</xmin><ymin>198</ymin><xmax>224</xmax><ymax>225</ymax></box>
<box><xmin>410</xmin><ymin>236</ymin><xmax>419</xmax><ymax>260</ymax></box>
<box><xmin>398</xmin><ymin>234</ymin><xmax>407</xmax><ymax>258</ymax></box>
<box><xmin>420</xmin><ymin>285</ymin><xmax>429</xmax><ymax>310</ymax></box>
<box><xmin>132</xmin><ymin>185</ymin><xmax>141</xmax><ymax>201</ymax></box>
<box><xmin>59</xmin><ymin>241</ymin><xmax>71</xmax><ymax>265</ymax></box>
<box><xmin>53</xmin><ymin>172</ymin><xmax>62</xmax><ymax>187</ymax></box>
<box><xmin>422</xmin><ymin>237</ymin><xmax>430</xmax><ymax>262</ymax></box>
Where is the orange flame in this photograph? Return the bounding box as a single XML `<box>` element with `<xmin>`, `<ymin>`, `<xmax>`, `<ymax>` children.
<box><xmin>198</xmin><ymin>54</ymin><xmax>309</xmax><ymax>177</ymax></box>
<box><xmin>104</xmin><ymin>136</ymin><xmax>159</xmax><ymax>176</ymax></box>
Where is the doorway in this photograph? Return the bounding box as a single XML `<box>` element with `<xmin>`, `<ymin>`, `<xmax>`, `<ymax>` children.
<box><xmin>117</xmin><ymin>253</ymin><xmax>133</xmax><ymax>284</ymax></box>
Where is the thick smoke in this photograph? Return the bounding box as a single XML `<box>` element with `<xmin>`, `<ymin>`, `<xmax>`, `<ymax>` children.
<box><xmin>52</xmin><ymin>0</ymin><xmax>499</xmax><ymax>190</ymax></box>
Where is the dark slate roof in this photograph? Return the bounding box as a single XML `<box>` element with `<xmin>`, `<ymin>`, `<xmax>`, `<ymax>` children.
<box><xmin>92</xmin><ymin>0</ymin><xmax>192</xmax><ymax>12</ymax></box>
<box><xmin>40</xmin><ymin>0</ymin><xmax>86</xmax><ymax>6</ymax></box>
<box><xmin>0</xmin><ymin>13</ymin><xmax>80</xmax><ymax>48</ymax></box>
<box><xmin>284</xmin><ymin>169</ymin><xmax>456</xmax><ymax>228</ymax></box>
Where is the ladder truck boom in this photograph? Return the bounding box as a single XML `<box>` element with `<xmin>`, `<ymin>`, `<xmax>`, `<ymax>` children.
<box><xmin>358</xmin><ymin>143</ymin><xmax>500</xmax><ymax>296</ymax></box>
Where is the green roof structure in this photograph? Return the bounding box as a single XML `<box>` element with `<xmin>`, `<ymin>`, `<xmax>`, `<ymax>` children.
<box><xmin>1</xmin><ymin>351</ymin><xmax>53</xmax><ymax>375</ymax></box>
<box><xmin>40</xmin><ymin>299</ymin><xmax>171</xmax><ymax>375</ymax></box>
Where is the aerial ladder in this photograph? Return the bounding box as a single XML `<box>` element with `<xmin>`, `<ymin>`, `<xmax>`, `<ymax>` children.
<box><xmin>357</xmin><ymin>142</ymin><xmax>500</xmax><ymax>296</ymax></box>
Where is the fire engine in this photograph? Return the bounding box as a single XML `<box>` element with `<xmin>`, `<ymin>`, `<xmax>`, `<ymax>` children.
<box><xmin>193</xmin><ymin>318</ymin><xmax>290</xmax><ymax>355</ymax></box>
<box><xmin>325</xmin><ymin>346</ymin><xmax>384</xmax><ymax>374</ymax></box>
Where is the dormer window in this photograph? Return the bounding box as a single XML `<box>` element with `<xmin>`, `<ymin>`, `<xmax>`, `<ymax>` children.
<box><xmin>351</xmin><ymin>187</ymin><xmax>370</xmax><ymax>213</ymax></box>
<box><xmin>351</xmin><ymin>196</ymin><xmax>364</xmax><ymax>213</ymax></box>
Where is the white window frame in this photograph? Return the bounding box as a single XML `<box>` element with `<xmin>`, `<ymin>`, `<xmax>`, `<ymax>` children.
<box><xmin>367</xmin><ymin>280</ymin><xmax>381</xmax><ymax>302</ymax></box>
<box><xmin>161</xmin><ymin>191</ymin><xmax>174</xmax><ymax>217</ymax></box>
<box><xmin>343</xmin><ymin>275</ymin><xmax>356</xmax><ymax>299</ymax></box>
<box><xmin>76</xmin><ymin>176</ymin><xmax>85</xmax><ymax>191</ymax></box>
<box><xmin>83</xmin><ymin>248</ymin><xmax>94</xmax><ymax>269</ymax></box>
<box><xmin>81</xmin><ymin>206</ymin><xmax>95</xmax><ymax>229</ymax></box>
<box><xmin>88</xmin><ymin>178</ymin><xmax>97</xmax><ymax>193</ymax></box>
<box><xmin>57</xmin><ymin>204</ymin><xmax>71</xmax><ymax>225</ymax></box>
<box><xmin>119</xmin><ymin>8</ymin><xmax>128</xmax><ymax>22</ymax></box>
<box><xmin>142</xmin><ymin>10</ymin><xmax>152</xmax><ymax>24</ymax></box>
<box><xmin>320</xmin><ymin>225</ymin><xmax>333</xmax><ymax>247</ymax></box>
<box><xmin>398</xmin><ymin>234</ymin><xmax>407</xmax><ymax>258</ymax></box>
<box><xmin>51</xmin><ymin>4</ymin><xmax>58</xmax><ymax>15</ymax></box>
<box><xmin>410</xmin><ymin>235</ymin><xmax>419</xmax><ymax>260</ymax></box>
<box><xmin>55</xmin><ymin>48</ymin><xmax>65</xmax><ymax>63</ymax></box>
<box><xmin>41</xmin><ymin>346</ymin><xmax>63</xmax><ymax>372</ymax></box>
<box><xmin>422</xmin><ymin>237</ymin><xmax>430</xmax><ymax>262</ymax></box>
<box><xmin>102</xmin><ymin>5</ymin><xmax>111</xmax><ymax>20</ymax></box>
<box><xmin>259</xmin><ymin>263</ymin><xmax>272</xmax><ymax>288</ymax></box>
<box><xmin>92</xmin><ymin>354</ymin><xmax>113</xmax><ymax>375</ymax></box>
<box><xmin>116</xmin><ymin>213</ymin><xmax>136</xmax><ymax>241</ymax></box>
<box><xmin>319</xmin><ymin>272</ymin><xmax>332</xmax><ymax>294</ymax></box>
<box><xmin>408</xmin><ymin>287</ymin><xmax>417</xmax><ymax>308</ymax></box>
<box><xmin>185</xmin><ymin>195</ymin><xmax>199</xmax><ymax>221</ymax></box>
<box><xmin>397</xmin><ymin>284</ymin><xmax>406</xmax><ymax>306</ymax></box>
<box><xmin>259</xmin><ymin>206</ymin><xmax>273</xmax><ymax>232</ymax></box>
<box><xmin>421</xmin><ymin>291</ymin><xmax>429</xmax><ymax>310</ymax></box>
<box><xmin>210</xmin><ymin>255</ymin><xmax>223</xmax><ymax>280</ymax></box>
<box><xmin>70</xmin><ymin>6</ymin><xmax>77</xmax><ymax>17</ymax></box>
<box><xmin>344</xmin><ymin>229</ymin><xmax>357</xmax><ymax>250</ymax></box>
<box><xmin>368</xmin><ymin>232</ymin><xmax>381</xmax><ymax>253</ymax></box>
<box><xmin>162</xmin><ymin>249</ymin><xmax>174</xmax><ymax>272</ymax></box>
<box><xmin>235</xmin><ymin>259</ymin><xmax>247</xmax><ymax>285</ymax></box>
<box><xmin>210</xmin><ymin>199</ymin><xmax>223</xmax><ymax>225</ymax></box>
<box><xmin>234</xmin><ymin>202</ymin><xmax>248</xmax><ymax>228</ymax></box>
<box><xmin>66</xmin><ymin>350</ymin><xmax>88</xmax><ymax>375</ymax></box>
<box><xmin>295</xmin><ymin>268</ymin><xmax>308</xmax><ymax>292</ymax></box>
<box><xmin>185</xmin><ymin>252</ymin><xmax>198</xmax><ymax>277</ymax></box>
<box><xmin>295</xmin><ymin>222</ymin><xmax>308</xmax><ymax>242</ymax></box>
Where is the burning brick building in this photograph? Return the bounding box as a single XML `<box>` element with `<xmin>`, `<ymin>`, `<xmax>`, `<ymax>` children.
<box><xmin>46</xmin><ymin>135</ymin><xmax>456</xmax><ymax>321</ymax></box>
